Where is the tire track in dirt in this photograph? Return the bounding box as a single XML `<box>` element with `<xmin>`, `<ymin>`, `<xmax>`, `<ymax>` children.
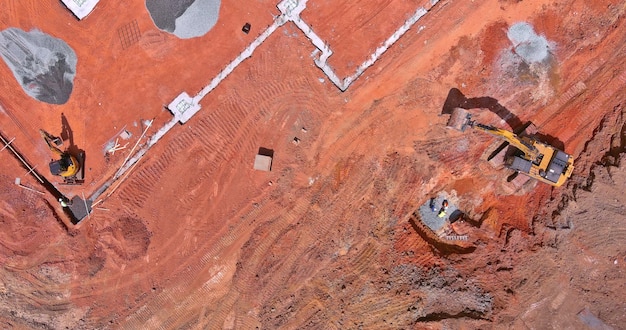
<box><xmin>119</xmin><ymin>27</ymin><xmax>436</xmax><ymax>327</ymax></box>
<box><xmin>561</xmin><ymin>69</ymin><xmax>625</xmax><ymax>145</ymax></box>
<box><xmin>279</xmin><ymin>299</ymin><xmax>325</xmax><ymax>329</ymax></box>
<box><xmin>246</xmin><ymin>149</ymin><xmax>436</xmax><ymax>327</ymax></box>
<box><xmin>117</xmin><ymin>127</ymin><xmax>196</xmax><ymax>210</ymax></box>
<box><xmin>549</xmin><ymin>24</ymin><xmax>620</xmax><ymax>102</ymax></box>
<box><xmin>313</xmin><ymin>177</ymin><xmax>372</xmax><ymax>243</ymax></box>
<box><xmin>255</xmin><ymin>231</ymin><xmax>309</xmax><ymax>303</ymax></box>
<box><xmin>350</xmin><ymin>240</ymin><xmax>379</xmax><ymax>275</ymax></box>
<box><xmin>86</xmin><ymin>183</ymin><xmax>272</xmax><ymax>320</ymax></box>
<box><xmin>572</xmin><ymin>188</ymin><xmax>626</xmax><ymax>252</ymax></box>
<box><xmin>531</xmin><ymin>64</ymin><xmax>599</xmax><ymax>127</ymax></box>
<box><xmin>396</xmin><ymin>158</ymin><xmax>426</xmax><ymax>191</ymax></box>
<box><xmin>354</xmin><ymin>295</ymin><xmax>414</xmax><ymax>326</ymax></box>
<box><xmin>394</xmin><ymin>229</ymin><xmax>439</xmax><ymax>268</ymax></box>
<box><xmin>195</xmin><ymin>200</ymin><xmax>313</xmax><ymax>329</ymax></box>
<box><xmin>534</xmin><ymin>31</ymin><xmax>625</xmax><ymax>140</ymax></box>
<box><xmin>125</xmin><ymin>75</ymin><xmax>326</xmax><ymax>303</ymax></box>
<box><xmin>220</xmin><ymin>161</ymin><xmax>379</xmax><ymax>327</ymax></box>
<box><xmin>122</xmin><ymin>204</ymin><xmax>268</xmax><ymax>329</ymax></box>
<box><xmin>118</xmin><ymin>90</ymin><xmax>254</xmax><ymax>212</ymax></box>
<box><xmin>118</xmin><ymin>161</ymin><xmax>167</xmax><ymax>210</ymax></box>
<box><xmin>236</xmin><ymin>198</ymin><xmax>311</xmax><ymax>293</ymax></box>
<box><xmin>122</xmin><ymin>175</ymin><xmax>306</xmax><ymax>328</ymax></box>
<box><xmin>202</xmin><ymin>290</ymin><xmax>242</xmax><ymax>329</ymax></box>
<box><xmin>328</xmin><ymin>101</ymin><xmax>398</xmax><ymax>153</ymax></box>
<box><xmin>192</xmin><ymin>116</ymin><xmax>228</xmax><ymax>163</ymax></box>
<box><xmin>331</xmin><ymin>265</ymin><xmax>419</xmax><ymax>329</ymax></box>
<box><xmin>75</xmin><ymin>75</ymin><xmax>322</xmax><ymax>314</ymax></box>
<box><xmin>177</xmin><ymin>75</ymin><xmax>315</xmax><ymax>195</ymax></box>
<box><xmin>289</xmin><ymin>171</ymin><xmax>407</xmax><ymax>325</ymax></box>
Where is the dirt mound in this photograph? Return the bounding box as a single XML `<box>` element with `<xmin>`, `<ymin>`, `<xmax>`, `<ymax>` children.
<box><xmin>99</xmin><ymin>216</ymin><xmax>152</xmax><ymax>261</ymax></box>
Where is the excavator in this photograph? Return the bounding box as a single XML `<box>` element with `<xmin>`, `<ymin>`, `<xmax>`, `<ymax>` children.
<box><xmin>39</xmin><ymin>129</ymin><xmax>82</xmax><ymax>184</ymax></box>
<box><xmin>447</xmin><ymin>108</ymin><xmax>574</xmax><ymax>187</ymax></box>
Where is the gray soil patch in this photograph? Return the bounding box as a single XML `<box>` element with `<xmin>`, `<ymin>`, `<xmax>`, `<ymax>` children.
<box><xmin>0</xmin><ymin>28</ymin><xmax>77</xmax><ymax>105</ymax></box>
<box><xmin>506</xmin><ymin>22</ymin><xmax>551</xmax><ymax>63</ymax></box>
<box><xmin>418</xmin><ymin>193</ymin><xmax>460</xmax><ymax>232</ymax></box>
<box><xmin>146</xmin><ymin>0</ymin><xmax>220</xmax><ymax>39</ymax></box>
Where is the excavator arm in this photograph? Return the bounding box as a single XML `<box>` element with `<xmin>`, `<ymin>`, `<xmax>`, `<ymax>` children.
<box><xmin>39</xmin><ymin>129</ymin><xmax>64</xmax><ymax>156</ymax></box>
<box><xmin>469</xmin><ymin>122</ymin><xmax>542</xmax><ymax>163</ymax></box>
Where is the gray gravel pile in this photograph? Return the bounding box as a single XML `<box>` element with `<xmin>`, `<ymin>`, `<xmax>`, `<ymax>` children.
<box><xmin>146</xmin><ymin>0</ymin><xmax>220</xmax><ymax>39</ymax></box>
<box><xmin>0</xmin><ymin>28</ymin><xmax>77</xmax><ymax>105</ymax></box>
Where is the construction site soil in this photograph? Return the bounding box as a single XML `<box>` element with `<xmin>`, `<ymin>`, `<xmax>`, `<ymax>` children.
<box><xmin>0</xmin><ymin>0</ymin><xmax>624</xmax><ymax>329</ymax></box>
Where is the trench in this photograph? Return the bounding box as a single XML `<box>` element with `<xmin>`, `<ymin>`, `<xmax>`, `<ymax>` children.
<box><xmin>0</xmin><ymin>131</ymin><xmax>80</xmax><ymax>224</ymax></box>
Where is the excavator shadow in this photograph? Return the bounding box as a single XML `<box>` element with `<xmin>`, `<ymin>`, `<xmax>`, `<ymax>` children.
<box><xmin>532</xmin><ymin>132</ymin><xmax>565</xmax><ymax>151</ymax></box>
<box><xmin>442</xmin><ymin>88</ymin><xmax>523</xmax><ymax>131</ymax></box>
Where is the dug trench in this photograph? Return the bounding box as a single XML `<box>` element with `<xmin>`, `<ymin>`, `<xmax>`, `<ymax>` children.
<box><xmin>0</xmin><ymin>130</ymin><xmax>82</xmax><ymax>226</ymax></box>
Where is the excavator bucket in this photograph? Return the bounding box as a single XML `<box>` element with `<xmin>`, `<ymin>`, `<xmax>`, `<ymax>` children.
<box><xmin>446</xmin><ymin>107</ymin><xmax>471</xmax><ymax>131</ymax></box>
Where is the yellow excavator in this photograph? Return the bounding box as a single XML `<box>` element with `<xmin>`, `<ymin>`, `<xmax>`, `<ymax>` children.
<box><xmin>39</xmin><ymin>129</ymin><xmax>81</xmax><ymax>181</ymax></box>
<box><xmin>447</xmin><ymin>108</ymin><xmax>574</xmax><ymax>187</ymax></box>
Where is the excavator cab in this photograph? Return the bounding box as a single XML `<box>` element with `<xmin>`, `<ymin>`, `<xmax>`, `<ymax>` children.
<box><xmin>48</xmin><ymin>153</ymin><xmax>78</xmax><ymax>177</ymax></box>
<box><xmin>40</xmin><ymin>129</ymin><xmax>80</xmax><ymax>179</ymax></box>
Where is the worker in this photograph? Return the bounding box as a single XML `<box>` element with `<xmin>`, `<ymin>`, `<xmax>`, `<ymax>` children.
<box><xmin>442</xmin><ymin>200</ymin><xmax>449</xmax><ymax>210</ymax></box>
<box><xmin>437</xmin><ymin>208</ymin><xmax>447</xmax><ymax>218</ymax></box>
<box><xmin>58</xmin><ymin>197</ymin><xmax>71</xmax><ymax>207</ymax></box>
<box><xmin>429</xmin><ymin>198</ymin><xmax>437</xmax><ymax>212</ymax></box>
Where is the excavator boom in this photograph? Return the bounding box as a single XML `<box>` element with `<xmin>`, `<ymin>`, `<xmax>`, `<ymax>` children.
<box><xmin>470</xmin><ymin>122</ymin><xmax>542</xmax><ymax>161</ymax></box>
<box><xmin>39</xmin><ymin>129</ymin><xmax>64</xmax><ymax>156</ymax></box>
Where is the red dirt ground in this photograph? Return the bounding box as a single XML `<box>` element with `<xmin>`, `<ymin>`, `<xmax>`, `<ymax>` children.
<box><xmin>0</xmin><ymin>0</ymin><xmax>624</xmax><ymax>328</ymax></box>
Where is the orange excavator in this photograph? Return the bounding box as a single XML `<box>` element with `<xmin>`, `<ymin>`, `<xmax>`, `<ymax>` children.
<box><xmin>39</xmin><ymin>129</ymin><xmax>81</xmax><ymax>183</ymax></box>
<box><xmin>446</xmin><ymin>108</ymin><xmax>574</xmax><ymax>187</ymax></box>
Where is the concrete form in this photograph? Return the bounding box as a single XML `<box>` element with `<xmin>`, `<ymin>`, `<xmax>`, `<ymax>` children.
<box><xmin>61</xmin><ymin>0</ymin><xmax>99</xmax><ymax>20</ymax></box>
<box><xmin>169</xmin><ymin>0</ymin><xmax>440</xmax><ymax>123</ymax></box>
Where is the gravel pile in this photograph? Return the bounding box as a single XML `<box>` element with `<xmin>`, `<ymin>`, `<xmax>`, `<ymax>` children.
<box><xmin>146</xmin><ymin>0</ymin><xmax>220</xmax><ymax>39</ymax></box>
<box><xmin>0</xmin><ymin>28</ymin><xmax>77</xmax><ymax>104</ymax></box>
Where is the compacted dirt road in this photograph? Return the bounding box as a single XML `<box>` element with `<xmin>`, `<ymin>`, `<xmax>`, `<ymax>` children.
<box><xmin>0</xmin><ymin>0</ymin><xmax>624</xmax><ymax>328</ymax></box>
